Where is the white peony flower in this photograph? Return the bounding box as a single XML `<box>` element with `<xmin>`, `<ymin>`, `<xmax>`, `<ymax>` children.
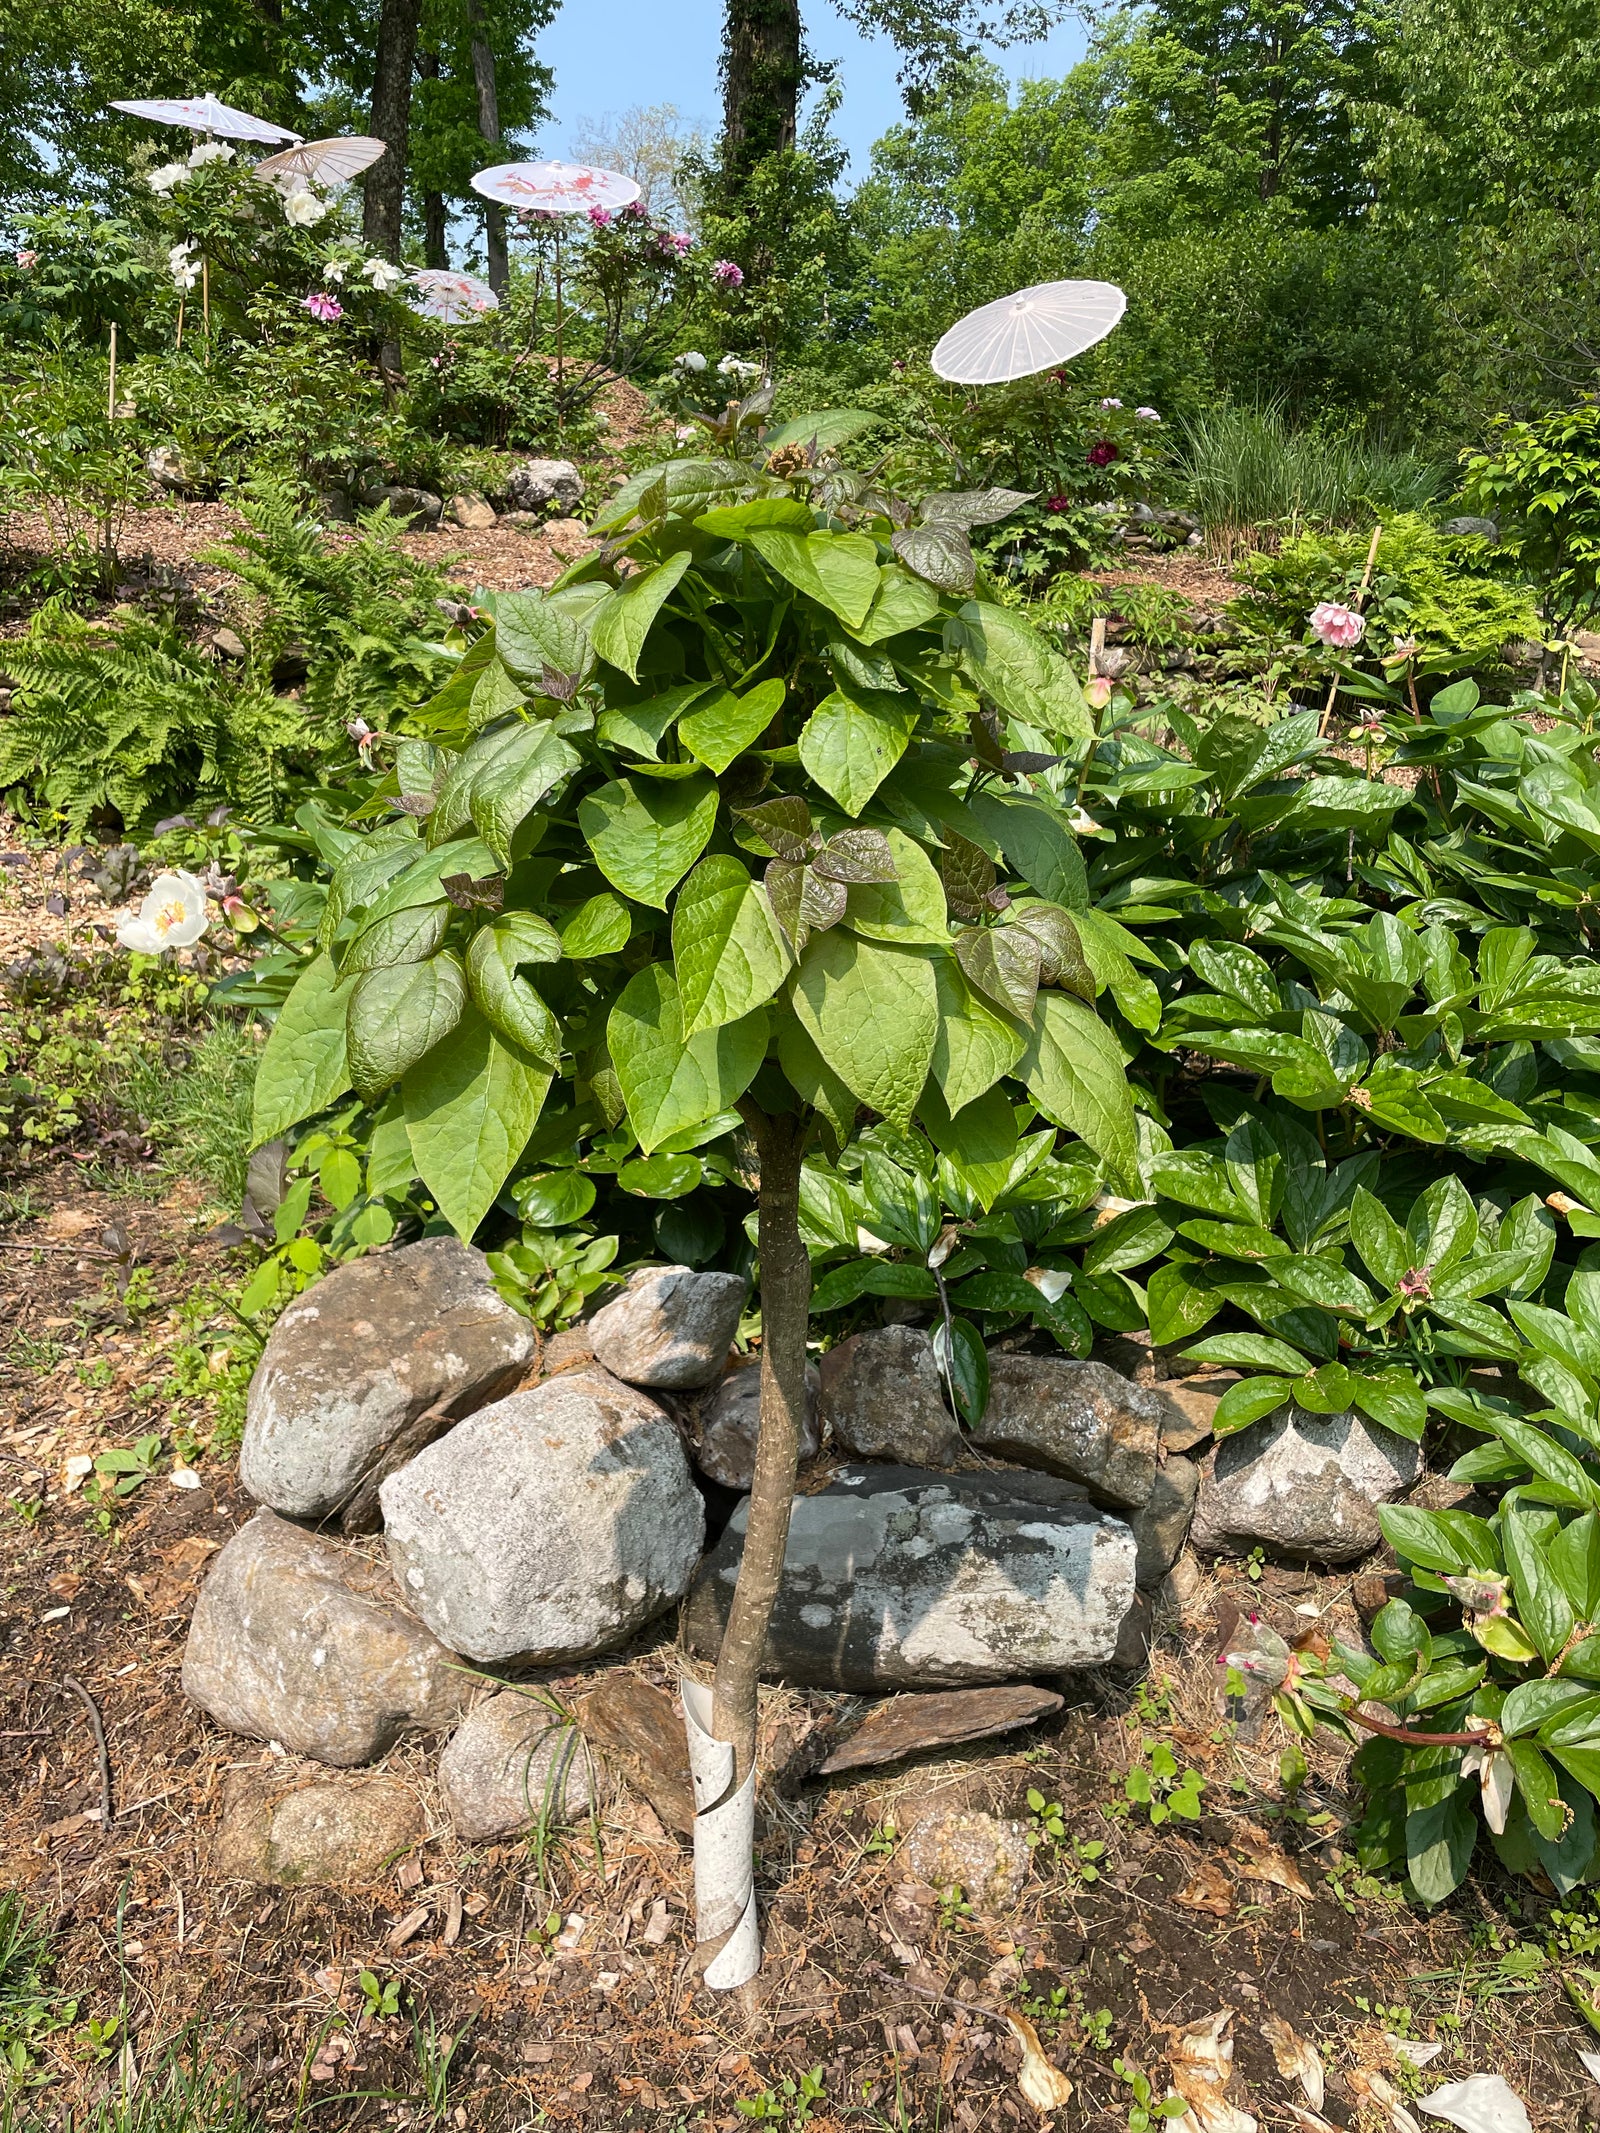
<box><xmin>362</xmin><ymin>257</ymin><xmax>406</xmax><ymax>293</ymax></box>
<box><xmin>171</xmin><ymin>265</ymin><xmax>198</xmax><ymax>293</ymax></box>
<box><xmin>283</xmin><ymin>187</ymin><xmax>330</xmax><ymax>228</ymax></box>
<box><xmin>187</xmin><ymin>140</ymin><xmax>233</xmax><ymax>169</ymax></box>
<box><xmin>673</xmin><ymin>349</ymin><xmax>708</xmax><ymax>373</ymax></box>
<box><xmin>148</xmin><ymin>162</ymin><xmax>190</xmax><ymax>195</ymax></box>
<box><xmin>323</xmin><ymin>258</ymin><xmax>348</xmax><ymax>283</ymax></box>
<box><xmin>674</xmin><ymin>424</ymin><xmax>698</xmax><ymax>442</ymax></box>
<box><xmin>117</xmin><ymin>871</ymin><xmax>209</xmax><ymax>955</ymax></box>
<box><xmin>717</xmin><ymin>354</ymin><xmax>761</xmax><ymax>381</ymax></box>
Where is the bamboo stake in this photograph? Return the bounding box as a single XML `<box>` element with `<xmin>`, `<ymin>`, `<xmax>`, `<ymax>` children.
<box><xmin>106</xmin><ymin>323</ymin><xmax>117</xmax><ymax>419</ymax></box>
<box><xmin>201</xmin><ymin>255</ymin><xmax>210</xmax><ymax>357</ymax></box>
<box><xmin>1319</xmin><ymin>522</ymin><xmax>1383</xmax><ymax>737</ymax></box>
<box><xmin>176</xmin><ymin>295</ymin><xmax>184</xmax><ymax>350</ymax></box>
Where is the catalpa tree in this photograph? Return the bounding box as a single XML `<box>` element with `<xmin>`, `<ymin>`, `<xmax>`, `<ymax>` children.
<box><xmin>250</xmin><ymin>439</ymin><xmax>1142</xmax><ymax>1984</ymax></box>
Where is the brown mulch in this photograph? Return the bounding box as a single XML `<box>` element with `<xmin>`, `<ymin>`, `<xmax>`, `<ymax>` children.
<box><xmin>1089</xmin><ymin>551</ymin><xmax>1244</xmax><ymax>610</ymax></box>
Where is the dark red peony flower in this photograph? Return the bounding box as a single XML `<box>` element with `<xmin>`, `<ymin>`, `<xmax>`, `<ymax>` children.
<box><xmin>1045</xmin><ymin>495</ymin><xmax>1072</xmax><ymax>513</ymax></box>
<box><xmin>1087</xmin><ymin>439</ymin><xmax>1119</xmax><ymax>468</ymax></box>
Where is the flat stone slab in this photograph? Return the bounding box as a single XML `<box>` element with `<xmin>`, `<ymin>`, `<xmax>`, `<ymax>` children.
<box><xmin>683</xmin><ymin>1464</ymin><xmax>1135</xmax><ymax>1690</ymax></box>
<box><xmin>818</xmin><ymin>1684</ymin><xmax>1064</xmax><ymax>1775</ymax></box>
<box><xmin>574</xmin><ymin>1673</ymin><xmax>696</xmax><ymax>1837</ymax></box>
<box><xmin>971</xmin><ymin>1356</ymin><xmax>1173</xmax><ymax>1508</ymax></box>
<box><xmin>213</xmin><ymin>1771</ymin><xmax>424</xmax><ymax>1886</ymax></box>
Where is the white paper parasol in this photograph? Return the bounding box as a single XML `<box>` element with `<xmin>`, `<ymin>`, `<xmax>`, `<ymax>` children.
<box><xmin>109</xmin><ymin>93</ymin><xmax>301</xmax><ymax>144</ymax></box>
<box><xmin>931</xmin><ymin>280</ymin><xmax>1126</xmax><ymax>384</ymax></box>
<box><xmin>469</xmin><ymin>158</ymin><xmax>640</xmax><ymax>213</ymax></box>
<box><xmin>254</xmin><ymin>136</ymin><xmax>384</xmax><ymax>186</ymax></box>
<box><xmin>408</xmin><ymin>268</ymin><xmax>499</xmax><ymax>322</ymax></box>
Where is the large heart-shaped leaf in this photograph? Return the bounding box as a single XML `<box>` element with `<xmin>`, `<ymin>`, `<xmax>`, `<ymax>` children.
<box><xmin>608</xmin><ymin>964</ymin><xmax>768</xmax><ymax>1152</ymax></box>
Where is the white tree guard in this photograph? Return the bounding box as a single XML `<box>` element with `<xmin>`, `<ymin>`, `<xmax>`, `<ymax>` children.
<box><xmin>681</xmin><ymin>1676</ymin><xmax>760</xmax><ymax>1989</ymax></box>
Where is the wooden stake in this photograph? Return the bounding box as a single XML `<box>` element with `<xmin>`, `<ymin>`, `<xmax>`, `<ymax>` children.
<box><xmin>202</xmin><ymin>256</ymin><xmax>210</xmax><ymax>346</ymax></box>
<box><xmin>1319</xmin><ymin>522</ymin><xmax>1383</xmax><ymax>737</ymax></box>
<box><xmin>107</xmin><ymin>323</ymin><xmax>117</xmax><ymax>420</ymax></box>
<box><xmin>176</xmin><ymin>295</ymin><xmax>184</xmax><ymax>350</ymax></box>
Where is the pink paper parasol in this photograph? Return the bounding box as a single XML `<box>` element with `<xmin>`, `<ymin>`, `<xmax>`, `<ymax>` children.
<box><xmin>469</xmin><ymin>158</ymin><xmax>641</xmax><ymax>212</ymax></box>
<box><xmin>408</xmin><ymin>268</ymin><xmax>499</xmax><ymax>322</ymax></box>
<box><xmin>255</xmin><ymin>136</ymin><xmax>385</xmax><ymax>186</ymax></box>
<box><xmin>109</xmin><ymin>93</ymin><xmax>300</xmax><ymax>144</ymax></box>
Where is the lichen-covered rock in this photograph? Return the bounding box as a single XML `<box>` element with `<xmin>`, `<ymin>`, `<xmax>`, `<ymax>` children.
<box><xmin>683</xmin><ymin>1465</ymin><xmax>1135</xmax><ymax>1690</ymax></box>
<box><xmin>588</xmin><ymin>1266</ymin><xmax>746</xmax><ymax>1389</ymax></box>
<box><xmin>182</xmin><ymin>1511</ymin><xmax>467</xmax><ymax>1765</ymax></box>
<box><xmin>239</xmin><ymin>1237</ymin><xmax>535</xmax><ymax>1523</ymax></box>
<box><xmin>819</xmin><ymin>1325</ymin><xmax>962</xmax><ymax>1467</ymax></box>
<box><xmin>696</xmin><ymin>1357</ymin><xmax>820</xmax><ymax>1490</ymax></box>
<box><xmin>504</xmin><ymin>457</ymin><xmax>583</xmax><ymax>512</ymax></box>
<box><xmin>213</xmin><ymin>1771</ymin><xmax>423</xmax><ymax>1886</ymax></box>
<box><xmin>971</xmin><ymin>1356</ymin><xmax>1174</xmax><ymax>1508</ymax></box>
<box><xmin>380</xmin><ymin>1367</ymin><xmax>705</xmax><ymax>1664</ymax></box>
<box><xmin>1190</xmin><ymin>1403</ymin><xmax>1421</xmax><ymax>1563</ymax></box>
<box><xmin>438</xmin><ymin>1693</ymin><xmax>607</xmax><ymax>1841</ymax></box>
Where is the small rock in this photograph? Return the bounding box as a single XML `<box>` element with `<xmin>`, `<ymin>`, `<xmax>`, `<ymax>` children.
<box><xmin>1161</xmin><ymin>1554</ymin><xmax>1206</xmax><ymax>1624</ymax></box>
<box><xmin>1159</xmin><ymin>1377</ymin><xmax>1228</xmax><ymax>1453</ymax></box>
<box><xmin>820</xmin><ymin>1325</ymin><xmax>962</xmax><ymax>1467</ymax></box>
<box><xmin>1441</xmin><ymin>515</ymin><xmax>1499</xmax><ymax>542</ymax></box>
<box><xmin>542</xmin><ymin>516</ymin><xmax>590</xmax><ymax>547</ymax></box>
<box><xmin>904</xmin><ymin>1809</ymin><xmax>1029</xmax><ymax>1913</ymax></box>
<box><xmin>696</xmin><ymin>1357</ymin><xmax>820</xmax><ymax>1490</ymax></box>
<box><xmin>504</xmin><ymin>458</ymin><xmax>584</xmax><ymax>513</ymax></box>
<box><xmin>575</xmin><ymin>1673</ymin><xmax>695</xmax><ymax>1836</ymax></box>
<box><xmin>240</xmin><ymin>1237</ymin><xmax>536</xmax><ymax>1524</ymax></box>
<box><xmin>588</xmin><ymin>1265</ymin><xmax>746</xmax><ymax>1389</ymax></box>
<box><xmin>1190</xmin><ymin>1403</ymin><xmax>1421</xmax><ymax>1563</ymax></box>
<box><xmin>380</xmin><ymin>1367</ymin><xmax>704</xmax><ymax>1663</ymax></box>
<box><xmin>1129</xmin><ymin>1455</ymin><xmax>1200</xmax><ymax>1586</ymax></box>
<box><xmin>972</xmin><ymin>1356</ymin><xmax>1173</xmax><ymax>1508</ymax></box>
<box><xmin>683</xmin><ymin>1465</ymin><xmax>1135</xmax><ymax>1690</ymax></box>
<box><xmin>213</xmin><ymin>1771</ymin><xmax>423</xmax><ymax>1886</ymax></box>
<box><xmin>1353</xmin><ymin>1570</ymin><xmax>1409</xmax><ymax>1625</ymax></box>
<box><xmin>819</xmin><ymin>1685</ymin><xmax>1063</xmax><ymax>1776</ymax></box>
<box><xmin>369</xmin><ymin>484</ymin><xmax>442</xmax><ymax>528</ymax></box>
<box><xmin>438</xmin><ymin>1692</ymin><xmax>606</xmax><ymax>1841</ymax></box>
<box><xmin>1111</xmin><ymin>1588</ymin><xmax>1154</xmax><ymax>1670</ymax></box>
<box><xmin>210</xmin><ymin>626</ymin><xmax>248</xmax><ymax>661</ymax></box>
<box><xmin>316</xmin><ymin>488</ymin><xmax>354</xmax><ymax>523</ymax></box>
<box><xmin>449</xmin><ymin>491</ymin><xmax>497</xmax><ymax>530</ymax></box>
<box><xmin>183</xmin><ymin>1511</ymin><xmax>467</xmax><ymax>1765</ymax></box>
<box><xmin>541</xmin><ymin>1323</ymin><xmax>596</xmax><ymax>1375</ymax></box>
<box><xmin>145</xmin><ymin>445</ymin><xmax>191</xmax><ymax>492</ymax></box>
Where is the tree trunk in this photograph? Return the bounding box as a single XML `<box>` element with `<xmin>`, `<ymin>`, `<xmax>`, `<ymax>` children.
<box><xmin>416</xmin><ymin>50</ymin><xmax>448</xmax><ymax>269</ymax></box>
<box><xmin>720</xmin><ymin>0</ymin><xmax>803</xmax><ymax>180</ymax></box>
<box><xmin>682</xmin><ymin>1104</ymin><xmax>810</xmax><ymax>1989</ymax></box>
<box><xmin>363</xmin><ymin>0</ymin><xmax>425</xmax><ymax>260</ymax></box>
<box><xmin>468</xmin><ymin>5</ymin><xmax>509</xmax><ymax>295</ymax></box>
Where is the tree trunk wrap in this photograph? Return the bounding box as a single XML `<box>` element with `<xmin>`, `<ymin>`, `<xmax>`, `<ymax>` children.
<box><xmin>681</xmin><ymin>1677</ymin><xmax>760</xmax><ymax>1988</ymax></box>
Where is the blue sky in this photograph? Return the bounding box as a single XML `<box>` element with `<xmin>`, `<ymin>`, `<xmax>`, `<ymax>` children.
<box><xmin>535</xmin><ymin>2</ymin><xmax>1088</xmax><ymax>180</ymax></box>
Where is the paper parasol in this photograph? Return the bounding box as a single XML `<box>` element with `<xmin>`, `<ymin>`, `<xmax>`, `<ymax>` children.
<box><xmin>408</xmin><ymin>269</ymin><xmax>499</xmax><ymax>322</ymax></box>
<box><xmin>255</xmin><ymin>136</ymin><xmax>384</xmax><ymax>186</ymax></box>
<box><xmin>469</xmin><ymin>158</ymin><xmax>641</xmax><ymax>214</ymax></box>
<box><xmin>930</xmin><ymin>280</ymin><xmax>1126</xmax><ymax>384</ymax></box>
<box><xmin>109</xmin><ymin>93</ymin><xmax>301</xmax><ymax>144</ymax></box>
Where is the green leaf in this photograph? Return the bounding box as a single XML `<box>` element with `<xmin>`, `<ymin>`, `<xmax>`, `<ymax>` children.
<box><xmin>845</xmin><ymin>829</ymin><xmax>948</xmax><ymax>945</ymax></box>
<box><xmin>1183</xmin><ymin>1332</ymin><xmax>1309</xmax><ymax>1374</ymax></box>
<box><xmin>749</xmin><ymin>526</ymin><xmax>881</xmax><ymax>627</ymax></box>
<box><xmin>618</xmin><ymin>1152</ymin><xmax>704</xmax><ymax>1197</ymax></box>
<box><xmin>588</xmin><ymin>549</ymin><xmax>692</xmax><ymax>680</ymax></box>
<box><xmin>494</xmin><ymin>589</ymin><xmax>594</xmax><ymax>689</ymax></box>
<box><xmin>340</xmin><ymin>898</ymin><xmax>452</xmax><ymax>976</ymax></box>
<box><xmin>759</xmin><ymin>408</ymin><xmax>883</xmax><ymax>452</ymax></box>
<box><xmin>347</xmin><ymin>954</ymin><xmax>468</xmax><ymax>1099</ymax></box>
<box><xmin>929</xmin><ymin>954</ymin><xmax>1026</xmax><ymax>1112</ymax></box>
<box><xmin>465</xmin><ymin>913</ymin><xmax>562</xmax><ymax>1062</ymax></box>
<box><xmin>694</xmin><ymin>497</ymin><xmax>816</xmax><ymax>537</ymax></box>
<box><xmin>578</xmin><ymin>775</ymin><xmax>719</xmax><ymax>908</ymax></box>
<box><xmin>1406</xmin><ymin>1788</ymin><xmax>1477</xmax><ymax>1905</ymax></box>
<box><xmin>607</xmin><ymin>964</ymin><xmax>767</xmax><ymax>1153</ymax></box>
<box><xmin>558</xmin><ymin>893</ymin><xmax>632</xmax><ymax>958</ymax></box>
<box><xmin>793</xmin><ymin>931</ymin><xmax>938</xmax><ymax>1129</ymax></box>
<box><xmin>1502</xmin><ymin>1679</ymin><xmax>1600</xmax><ymax>1739</ymax></box>
<box><xmin>854</xmin><ymin>563</ymin><xmax>944</xmax><ymax>645</ymax></box>
<box><xmin>809</xmin><ymin>1258</ymin><xmax>939</xmax><ymax>1311</ymax></box>
<box><xmin>1503</xmin><ymin>1505</ymin><xmax>1577</xmax><ymax>1661</ymax></box>
<box><xmin>1506</xmin><ymin>1739</ymin><xmax>1568</xmax><ymax>1844</ymax></box>
<box><xmin>776</xmin><ymin>1019</ymin><xmax>858</xmax><ymax>1145</ymax></box>
<box><xmin>514</xmin><ymin>1171</ymin><xmax>596</xmax><ymax>1225</ymax></box>
<box><xmin>467</xmin><ymin>722</ymin><xmax>582</xmax><ymax>868</ymax></box>
<box><xmin>1350</xmin><ymin>1186</ymin><xmax>1412</xmax><ymax>1292</ymax></box>
<box><xmin>891</xmin><ymin>520</ymin><xmax>975</xmax><ymax>593</ymax></box>
<box><xmin>1020</xmin><ymin>992</ymin><xmax>1138</xmax><ymax>1189</ymax></box>
<box><xmin>950</xmin><ymin>600</ymin><xmax>1092</xmax><ymax>738</ymax></box>
<box><xmin>251</xmin><ymin>952</ymin><xmax>354</xmax><ymax>1147</ymax></box>
<box><xmin>403</xmin><ymin>1007</ymin><xmax>552</xmax><ymax>1241</ymax></box>
<box><xmin>1213</xmin><ymin>1376</ymin><xmax>1296</xmax><ymax>1435</ymax></box>
<box><xmin>1350</xmin><ymin>1369</ymin><xmax>1428</xmax><ymax>1441</ymax></box>
<box><xmin>965</xmin><ymin>790</ymin><xmax>1089</xmax><ymax>910</ymax></box>
<box><xmin>934</xmin><ymin>1314</ymin><xmax>989</xmax><ymax>1424</ymax></box>
<box><xmin>1376</xmin><ymin>1504</ymin><xmax>1503</xmax><ymax>1574</ymax></box>
<box><xmin>1264</xmin><ymin>1253</ymin><xmax>1376</xmax><ymax>1318</ymax></box>
<box><xmin>798</xmin><ymin>685</ymin><xmax>917</xmax><ymax>816</ymax></box>
<box><xmin>678</xmin><ymin>677</ymin><xmax>787</xmax><ymax>774</ymax></box>
<box><xmin>955</xmin><ymin>923</ymin><xmax>1041</xmax><ymax>1023</ymax></box>
<box><xmin>672</xmin><ymin>854</ymin><xmax>791</xmax><ymax>1036</ymax></box>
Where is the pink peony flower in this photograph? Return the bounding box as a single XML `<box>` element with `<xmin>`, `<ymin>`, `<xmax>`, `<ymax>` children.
<box><xmin>304</xmin><ymin>291</ymin><xmax>343</xmax><ymax>321</ymax></box>
<box><xmin>1135</xmin><ymin>406</ymin><xmax>1161</xmax><ymax>422</ymax></box>
<box><xmin>15</xmin><ymin>248</ymin><xmax>38</xmax><ymax>270</ymax></box>
<box><xmin>712</xmin><ymin>259</ymin><xmax>744</xmax><ymax>289</ymax></box>
<box><xmin>587</xmin><ymin>205</ymin><xmax>614</xmax><ymax>228</ymax></box>
<box><xmin>1099</xmin><ymin>396</ymin><xmax>1123</xmax><ymax>410</ymax></box>
<box><xmin>660</xmin><ymin>231</ymin><xmax>692</xmax><ymax>255</ymax></box>
<box><xmin>1310</xmin><ymin>600</ymin><xmax>1365</xmax><ymax>649</ymax></box>
<box><xmin>623</xmin><ymin>199</ymin><xmax>647</xmax><ymax>219</ymax></box>
<box><xmin>1087</xmin><ymin>439</ymin><xmax>1118</xmax><ymax>468</ymax></box>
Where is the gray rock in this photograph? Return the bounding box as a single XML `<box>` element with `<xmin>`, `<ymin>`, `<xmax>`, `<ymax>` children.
<box><xmin>438</xmin><ymin>1692</ymin><xmax>607</xmax><ymax>1841</ymax></box>
<box><xmin>210</xmin><ymin>626</ymin><xmax>248</xmax><ymax>661</ymax></box>
<box><xmin>971</xmin><ymin>1356</ymin><xmax>1172</xmax><ymax>1509</ymax></box>
<box><xmin>1158</xmin><ymin>1377</ymin><xmax>1227</xmax><ymax>1453</ymax></box>
<box><xmin>682</xmin><ymin>1465</ymin><xmax>1136</xmax><ymax>1690</ymax></box>
<box><xmin>696</xmin><ymin>1357</ymin><xmax>820</xmax><ymax>1491</ymax></box>
<box><xmin>182</xmin><ymin>1511</ymin><xmax>467</xmax><ymax>1766</ymax></box>
<box><xmin>366</xmin><ymin>484</ymin><xmax>442</xmax><ymax>528</ymax></box>
<box><xmin>145</xmin><ymin>445</ymin><xmax>191</xmax><ymax>492</ymax></box>
<box><xmin>1111</xmin><ymin>1588</ymin><xmax>1155</xmax><ymax>1670</ymax></box>
<box><xmin>820</xmin><ymin>1325</ymin><xmax>962</xmax><ymax>1467</ymax></box>
<box><xmin>1129</xmin><ymin>1455</ymin><xmax>1200</xmax><ymax>1586</ymax></box>
<box><xmin>504</xmin><ymin>457</ymin><xmax>584</xmax><ymax>513</ymax></box>
<box><xmin>213</xmin><ymin>1771</ymin><xmax>423</xmax><ymax>1886</ymax></box>
<box><xmin>449</xmin><ymin>491</ymin><xmax>497</xmax><ymax>530</ymax></box>
<box><xmin>903</xmin><ymin>1808</ymin><xmax>1030</xmax><ymax>1913</ymax></box>
<box><xmin>588</xmin><ymin>1266</ymin><xmax>746</xmax><ymax>1389</ymax></box>
<box><xmin>1441</xmin><ymin>515</ymin><xmax>1499</xmax><ymax>542</ymax></box>
<box><xmin>1190</xmin><ymin>1403</ymin><xmax>1421</xmax><ymax>1563</ymax></box>
<box><xmin>380</xmin><ymin>1366</ymin><xmax>705</xmax><ymax>1664</ymax></box>
<box><xmin>239</xmin><ymin>1237</ymin><xmax>535</xmax><ymax>1524</ymax></box>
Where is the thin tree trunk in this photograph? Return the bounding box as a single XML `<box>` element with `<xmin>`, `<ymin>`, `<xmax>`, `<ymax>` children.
<box><xmin>363</xmin><ymin>0</ymin><xmax>425</xmax><ymax>260</ymax></box>
<box><xmin>712</xmin><ymin>1106</ymin><xmax>810</xmax><ymax>1779</ymax></box>
<box><xmin>720</xmin><ymin>0</ymin><xmax>803</xmax><ymax>180</ymax></box>
<box><xmin>469</xmin><ymin>3</ymin><xmax>508</xmax><ymax>295</ymax></box>
<box><xmin>416</xmin><ymin>51</ymin><xmax>448</xmax><ymax>268</ymax></box>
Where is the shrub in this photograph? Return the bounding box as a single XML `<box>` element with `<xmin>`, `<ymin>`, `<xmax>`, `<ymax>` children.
<box><xmin>1461</xmin><ymin>397</ymin><xmax>1600</xmax><ymax>631</ymax></box>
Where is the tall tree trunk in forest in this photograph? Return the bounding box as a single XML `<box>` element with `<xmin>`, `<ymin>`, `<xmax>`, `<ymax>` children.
<box><xmin>468</xmin><ymin>1</ymin><xmax>509</xmax><ymax>295</ymax></box>
<box><xmin>363</xmin><ymin>0</ymin><xmax>425</xmax><ymax>259</ymax></box>
<box><xmin>720</xmin><ymin>0</ymin><xmax>803</xmax><ymax>182</ymax></box>
<box><xmin>416</xmin><ymin>50</ymin><xmax>448</xmax><ymax>268</ymax></box>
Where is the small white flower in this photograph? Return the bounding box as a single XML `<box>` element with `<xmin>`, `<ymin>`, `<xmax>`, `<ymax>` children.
<box><xmin>717</xmin><ymin>353</ymin><xmax>761</xmax><ymax>381</ymax></box>
<box><xmin>1026</xmin><ymin>1267</ymin><xmax>1073</xmax><ymax>1304</ymax></box>
<box><xmin>168</xmin><ymin>241</ymin><xmax>195</xmax><ymax>267</ymax></box>
<box><xmin>117</xmin><ymin>871</ymin><xmax>209</xmax><ymax>955</ymax></box>
<box><xmin>148</xmin><ymin>162</ymin><xmax>190</xmax><ymax>195</ymax></box>
<box><xmin>283</xmin><ymin>186</ymin><xmax>330</xmax><ymax>228</ymax></box>
<box><xmin>1068</xmin><ymin>804</ymin><xmax>1104</xmax><ymax>834</ymax></box>
<box><xmin>362</xmin><ymin>257</ymin><xmax>406</xmax><ymax>293</ymax></box>
<box><xmin>674</xmin><ymin>424</ymin><xmax>698</xmax><ymax>443</ymax></box>
<box><xmin>171</xmin><ymin>265</ymin><xmax>198</xmax><ymax>292</ymax></box>
<box><xmin>1099</xmin><ymin>396</ymin><xmax>1123</xmax><ymax>410</ymax></box>
<box><xmin>323</xmin><ymin>258</ymin><xmax>348</xmax><ymax>284</ymax></box>
<box><xmin>673</xmin><ymin>349</ymin><xmax>708</xmax><ymax>373</ymax></box>
<box><xmin>187</xmin><ymin>140</ymin><xmax>233</xmax><ymax>169</ymax></box>
<box><xmin>1461</xmin><ymin>1734</ymin><xmax>1514</xmax><ymax>1834</ymax></box>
